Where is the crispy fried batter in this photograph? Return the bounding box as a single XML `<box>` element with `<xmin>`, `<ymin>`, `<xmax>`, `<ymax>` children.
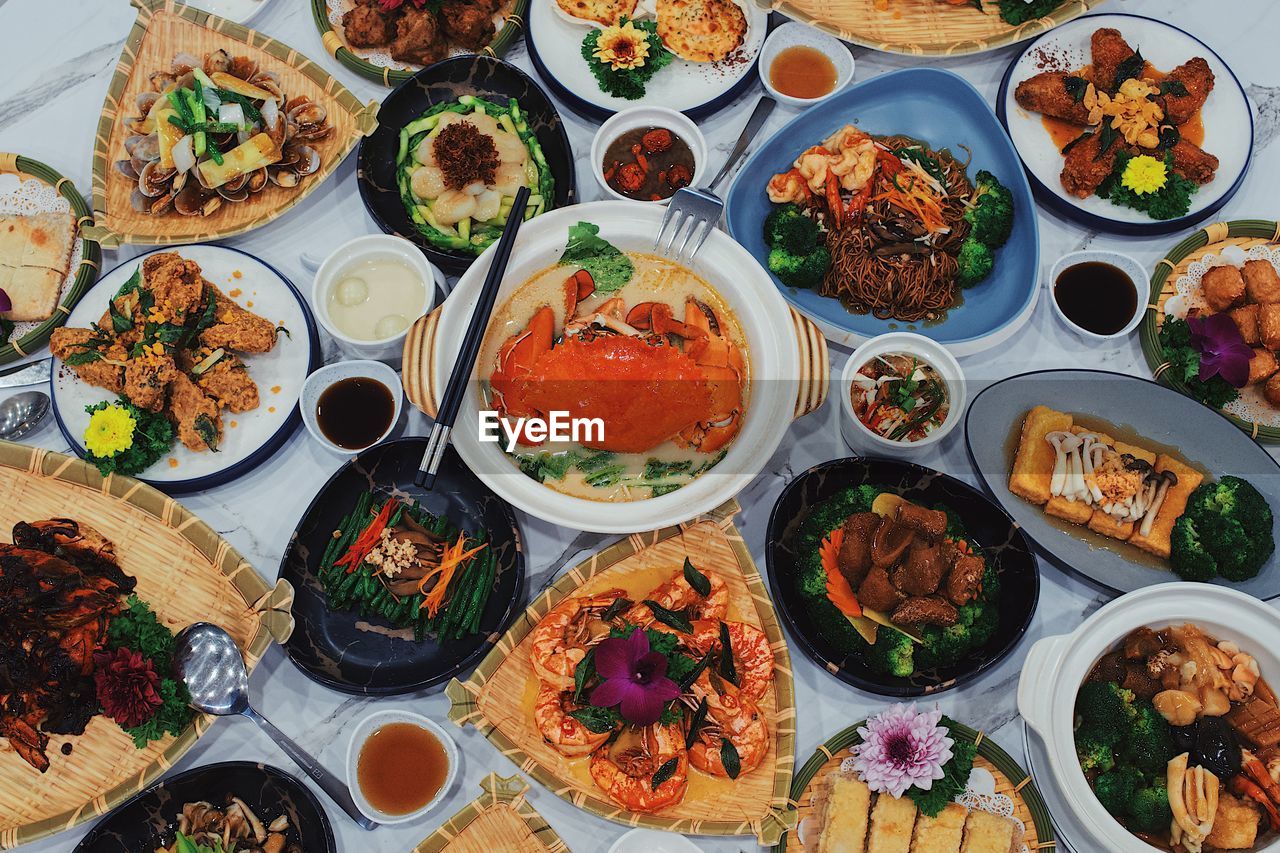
<box><xmin>1170</xmin><ymin>138</ymin><xmax>1219</xmax><ymax>184</ymax></box>
<box><xmin>168</xmin><ymin>373</ymin><xmax>222</xmax><ymax>452</ymax></box>
<box><xmin>391</xmin><ymin>7</ymin><xmax>448</xmax><ymax>65</ymax></box>
<box><xmin>440</xmin><ymin>0</ymin><xmax>496</xmax><ymax>49</ymax></box>
<box><xmin>50</xmin><ymin>327</ymin><xmax>126</xmax><ymax>394</ymax></box>
<box><xmin>1244</xmin><ymin>258</ymin><xmax>1280</xmax><ymax>304</ymax></box>
<box><xmin>141</xmin><ymin>252</ymin><xmax>205</xmax><ymax>321</ymax></box>
<box><xmin>1014</xmin><ymin>72</ymin><xmax>1093</xmax><ymax>124</ymax></box>
<box><xmin>342</xmin><ymin>4</ymin><xmax>395</xmax><ymax>47</ymax></box>
<box><xmin>1061</xmin><ymin>132</ymin><xmax>1126</xmax><ymax>198</ymax></box>
<box><xmin>1160</xmin><ymin>57</ymin><xmax>1215</xmax><ymax>126</ymax></box>
<box><xmin>199</xmin><ymin>282</ymin><xmax>279</xmax><ymax>353</ymax></box>
<box><xmin>197</xmin><ymin>355</ymin><xmax>260</xmax><ymax>413</ymax></box>
<box><xmin>1090</xmin><ymin>27</ymin><xmax>1137</xmax><ymax>93</ymax></box>
<box><xmin>1203</xmin><ymin>264</ymin><xmax>1246</xmax><ymax>312</ymax></box>
<box><xmin>123</xmin><ymin>352</ymin><xmax>177</xmax><ymax>413</ymax></box>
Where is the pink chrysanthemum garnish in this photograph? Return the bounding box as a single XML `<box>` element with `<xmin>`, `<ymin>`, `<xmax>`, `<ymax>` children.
<box><xmin>850</xmin><ymin>703</ymin><xmax>954</xmax><ymax>798</ymax></box>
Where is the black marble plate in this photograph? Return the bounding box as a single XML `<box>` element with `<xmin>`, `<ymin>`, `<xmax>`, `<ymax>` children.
<box><xmin>279</xmin><ymin>438</ymin><xmax>524</xmax><ymax>695</ymax></box>
<box><xmin>765</xmin><ymin>456</ymin><xmax>1040</xmax><ymax>697</ymax></box>
<box><xmin>73</xmin><ymin>761</ymin><xmax>334</xmax><ymax>853</ymax></box>
<box><xmin>356</xmin><ymin>54</ymin><xmax>577</xmax><ymax>275</ymax></box>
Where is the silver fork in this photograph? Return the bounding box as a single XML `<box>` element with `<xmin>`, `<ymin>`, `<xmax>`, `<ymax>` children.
<box><xmin>655</xmin><ymin>96</ymin><xmax>776</xmax><ymax>264</ymax></box>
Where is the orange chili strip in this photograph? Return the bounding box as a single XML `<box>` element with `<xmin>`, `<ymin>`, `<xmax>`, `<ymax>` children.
<box><xmin>418</xmin><ymin>533</ymin><xmax>488</xmax><ymax>617</ymax></box>
<box><xmin>336</xmin><ymin>499</ymin><xmax>397</xmax><ymax>574</ymax></box>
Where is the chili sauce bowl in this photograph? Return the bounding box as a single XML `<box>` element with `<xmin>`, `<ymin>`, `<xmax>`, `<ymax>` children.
<box><xmin>590</xmin><ymin>107</ymin><xmax>708</xmax><ymax>205</ymax></box>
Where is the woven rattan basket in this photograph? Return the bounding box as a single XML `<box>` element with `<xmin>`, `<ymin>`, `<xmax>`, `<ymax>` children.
<box><xmin>760</xmin><ymin>0</ymin><xmax>1104</xmax><ymax>56</ymax></box>
<box><xmin>85</xmin><ymin>0</ymin><xmax>377</xmax><ymax>248</ymax></box>
<box><xmin>0</xmin><ymin>440</ymin><xmax>293</xmax><ymax>850</ymax></box>
<box><xmin>413</xmin><ymin>774</ymin><xmax>570</xmax><ymax>853</ymax></box>
<box><xmin>447</xmin><ymin>500</ymin><xmax>797</xmax><ymax>844</ymax></box>
<box><xmin>0</xmin><ymin>153</ymin><xmax>100</xmax><ymax>365</ymax></box>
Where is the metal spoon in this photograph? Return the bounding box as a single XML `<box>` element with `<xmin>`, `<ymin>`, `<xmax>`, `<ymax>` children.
<box><xmin>0</xmin><ymin>391</ymin><xmax>50</xmax><ymax>441</ymax></box>
<box><xmin>174</xmin><ymin>623</ymin><xmax>378</xmax><ymax>830</ymax></box>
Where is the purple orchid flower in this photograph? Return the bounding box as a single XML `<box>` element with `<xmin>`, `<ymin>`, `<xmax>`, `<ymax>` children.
<box><xmin>1189</xmin><ymin>313</ymin><xmax>1253</xmax><ymax>388</ymax></box>
<box><xmin>589</xmin><ymin>629</ymin><xmax>680</xmax><ymax>726</ymax></box>
<box><xmin>0</xmin><ymin>288</ymin><xmax>10</xmax><ymax>314</ymax></box>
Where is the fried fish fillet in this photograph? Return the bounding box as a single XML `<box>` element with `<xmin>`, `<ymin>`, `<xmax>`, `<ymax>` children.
<box><xmin>1160</xmin><ymin>56</ymin><xmax>1215</xmax><ymax>126</ymax></box>
<box><xmin>1091</xmin><ymin>27</ymin><xmax>1137</xmax><ymax>92</ymax></box>
<box><xmin>122</xmin><ymin>352</ymin><xmax>177</xmax><ymax>413</ymax></box>
<box><xmin>168</xmin><ymin>373</ymin><xmax>222</xmax><ymax>452</ymax></box>
<box><xmin>141</xmin><ymin>252</ymin><xmax>205</xmax><ymax>320</ymax></box>
<box><xmin>196</xmin><ymin>354</ymin><xmax>260</xmax><ymax>413</ymax></box>
<box><xmin>1014</xmin><ymin>72</ymin><xmax>1093</xmax><ymax>125</ymax></box>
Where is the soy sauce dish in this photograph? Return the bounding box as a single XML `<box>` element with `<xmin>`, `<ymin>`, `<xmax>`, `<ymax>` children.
<box><xmin>347</xmin><ymin>710</ymin><xmax>458</xmax><ymax>825</ymax></box>
<box><xmin>300</xmin><ymin>361</ymin><xmax>403</xmax><ymax>454</ymax></box>
<box><xmin>1048</xmin><ymin>250</ymin><xmax>1147</xmax><ymax>341</ymax></box>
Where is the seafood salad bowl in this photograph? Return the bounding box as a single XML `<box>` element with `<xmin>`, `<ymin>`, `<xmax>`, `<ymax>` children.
<box><xmin>402</xmin><ymin>200</ymin><xmax>829</xmax><ymax>534</ymax></box>
<box><xmin>1018</xmin><ymin>583</ymin><xmax>1280</xmax><ymax>852</ymax></box>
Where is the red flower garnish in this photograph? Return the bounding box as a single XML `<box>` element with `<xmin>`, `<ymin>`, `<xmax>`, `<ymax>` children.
<box><xmin>93</xmin><ymin>648</ymin><xmax>162</xmax><ymax>728</ymax></box>
<box><xmin>0</xmin><ymin>288</ymin><xmax>10</xmax><ymax>313</ymax></box>
<box><xmin>377</xmin><ymin>0</ymin><xmax>430</xmax><ymax>10</ymax></box>
<box><xmin>1189</xmin><ymin>313</ymin><xmax>1253</xmax><ymax>388</ymax></box>
<box><xmin>589</xmin><ymin>629</ymin><xmax>680</xmax><ymax>726</ymax></box>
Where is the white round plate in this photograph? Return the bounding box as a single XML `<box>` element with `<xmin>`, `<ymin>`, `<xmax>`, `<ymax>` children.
<box><xmin>180</xmin><ymin>0</ymin><xmax>277</xmax><ymax>25</ymax></box>
<box><xmin>526</xmin><ymin>0</ymin><xmax>767</xmax><ymax>120</ymax></box>
<box><xmin>997</xmin><ymin>13</ymin><xmax>1252</xmax><ymax>235</ymax></box>
<box><xmin>51</xmin><ymin>245</ymin><xmax>318</xmax><ymax>492</ymax></box>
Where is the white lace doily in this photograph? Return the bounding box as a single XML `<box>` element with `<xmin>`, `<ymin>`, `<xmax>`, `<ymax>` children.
<box><xmin>0</xmin><ymin>174</ymin><xmax>82</xmax><ymax>342</ymax></box>
<box><xmin>327</xmin><ymin>0</ymin><xmax>513</xmax><ymax>72</ymax></box>
<box><xmin>1166</xmin><ymin>246</ymin><xmax>1280</xmax><ymax>428</ymax></box>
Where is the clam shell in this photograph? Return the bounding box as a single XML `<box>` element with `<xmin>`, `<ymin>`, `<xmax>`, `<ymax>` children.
<box><xmin>246</xmin><ymin>169</ymin><xmax>268</xmax><ymax>193</ymax></box>
<box><xmin>171</xmin><ymin>52</ymin><xmax>200</xmax><ymax>75</ymax></box>
<box><xmin>136</xmin><ymin>91</ymin><xmax>161</xmax><ymax>114</ymax></box>
<box><xmin>228</xmin><ymin>55</ymin><xmax>259</xmax><ymax>81</ymax></box>
<box><xmin>291</xmin><ymin>145</ymin><xmax>320</xmax><ymax>177</ymax></box>
<box><xmin>203</xmin><ymin>48</ymin><xmax>231</xmax><ymax>76</ymax></box>
<box><xmin>115</xmin><ymin>159</ymin><xmax>140</xmax><ymax>180</ymax></box>
<box><xmin>138</xmin><ymin>160</ymin><xmax>176</xmax><ymax>198</ymax></box>
<box><xmin>268</xmin><ymin>167</ymin><xmax>299</xmax><ymax>188</ymax></box>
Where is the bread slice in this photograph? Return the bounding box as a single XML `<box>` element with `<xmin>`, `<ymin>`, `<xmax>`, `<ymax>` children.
<box><xmin>867</xmin><ymin>794</ymin><xmax>916</xmax><ymax>853</ymax></box>
<box><xmin>814</xmin><ymin>771</ymin><xmax>871</xmax><ymax>853</ymax></box>
<box><xmin>910</xmin><ymin>801</ymin><xmax>966</xmax><ymax>852</ymax></box>
<box><xmin>1</xmin><ymin>264</ymin><xmax>62</xmax><ymax>321</ymax></box>
<box><xmin>1128</xmin><ymin>454</ymin><xmax>1204</xmax><ymax>557</ymax></box>
<box><xmin>1008</xmin><ymin>406</ymin><xmax>1072</xmax><ymax>505</ymax></box>
<box><xmin>20</xmin><ymin>212</ymin><xmax>74</xmax><ymax>274</ymax></box>
<box><xmin>0</xmin><ymin>215</ymin><xmax>26</xmax><ymax>265</ymax></box>
<box><xmin>959</xmin><ymin>809</ymin><xmax>1019</xmax><ymax>853</ymax></box>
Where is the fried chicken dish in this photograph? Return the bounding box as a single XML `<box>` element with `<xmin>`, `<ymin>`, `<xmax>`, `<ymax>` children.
<box><xmin>1015</xmin><ymin>27</ymin><xmax>1218</xmax><ymax>200</ymax></box>
<box><xmin>50</xmin><ymin>252</ymin><xmax>276</xmax><ymax>453</ymax></box>
<box><xmin>340</xmin><ymin>0</ymin><xmax>504</xmax><ymax>66</ymax></box>
<box><xmin>0</xmin><ymin>519</ymin><xmax>135</xmax><ymax>773</ymax></box>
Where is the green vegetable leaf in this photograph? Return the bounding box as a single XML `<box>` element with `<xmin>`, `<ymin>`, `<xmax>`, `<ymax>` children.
<box><xmin>720</xmin><ymin>738</ymin><xmax>741</xmax><ymax>779</ymax></box>
<box><xmin>569</xmin><ymin>706</ymin><xmax>620</xmax><ymax>734</ymax></box>
<box><xmin>997</xmin><ymin>0</ymin><xmax>1063</xmax><ymax>24</ymax></box>
<box><xmin>116</xmin><ymin>267</ymin><xmax>142</xmax><ymax>299</ymax></box>
<box><xmin>643</xmin><ymin>458</ymin><xmax>693</xmax><ymax>480</ymax></box>
<box><xmin>193</xmin><ymin>414</ymin><xmax>219</xmax><ymax>452</ymax></box>
<box><xmin>560</xmin><ymin>222</ymin><xmax>634</xmax><ymax>292</ymax></box>
<box><xmin>651</xmin><ymin>756</ymin><xmax>680</xmax><ymax>790</ymax></box>
<box><xmin>573</xmin><ymin>647</ymin><xmax>596</xmax><ymax>703</ymax></box>
<box><xmin>718</xmin><ymin>621</ymin><xmax>738</xmax><ymax>686</ymax></box>
<box><xmin>108</xmin><ymin>299</ymin><xmax>134</xmax><ymax>334</ymax></box>
<box><xmin>83</xmin><ymin>397</ymin><xmax>176</xmax><ymax>477</ymax></box>
<box><xmin>683</xmin><ymin>558</ymin><xmax>711</xmax><ymax>597</ymax></box>
<box><xmin>1158</xmin><ymin>124</ymin><xmax>1181</xmax><ymax>151</ymax></box>
<box><xmin>684</xmin><ymin>697</ymin><xmax>709</xmax><ymax>749</ymax></box>
<box><xmin>1114</xmin><ymin>48</ymin><xmax>1146</xmax><ymax>90</ymax></box>
<box><xmin>1160</xmin><ymin>79</ymin><xmax>1190</xmax><ymax>97</ymax></box>
<box><xmin>600</xmin><ymin>596</ymin><xmax>632</xmax><ymax>622</ymax></box>
<box><xmin>1095</xmin><ymin>123</ymin><xmax>1119</xmax><ymax>161</ymax></box>
<box><xmin>677</xmin><ymin>649</ymin><xmax>714</xmax><ymax>692</ymax></box>
<box><xmin>1063</xmin><ymin>76</ymin><xmax>1089</xmax><ymax>103</ymax></box>
<box><xmin>65</xmin><ymin>349</ymin><xmax>104</xmax><ymax>366</ymax></box>
<box><xmin>906</xmin><ymin>719</ymin><xmax>977</xmax><ymax>816</ymax></box>
<box><xmin>643</xmin><ymin>600</ymin><xmax>693</xmax><ymax>633</ymax></box>
<box><xmin>581</xmin><ymin>19</ymin><xmax>674</xmax><ymax>102</ymax></box>
<box><xmin>650</xmin><ymin>483</ymin><xmax>682</xmax><ymax>497</ymax></box>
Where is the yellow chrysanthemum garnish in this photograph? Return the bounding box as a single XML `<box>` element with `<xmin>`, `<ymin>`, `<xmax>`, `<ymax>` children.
<box><xmin>84</xmin><ymin>404</ymin><xmax>136</xmax><ymax>457</ymax></box>
<box><xmin>1120</xmin><ymin>154</ymin><xmax>1168</xmax><ymax>196</ymax></box>
<box><xmin>593</xmin><ymin>21</ymin><xmax>651</xmax><ymax>71</ymax></box>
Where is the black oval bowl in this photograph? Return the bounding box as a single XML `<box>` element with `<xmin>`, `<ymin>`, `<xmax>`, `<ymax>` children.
<box><xmin>765</xmin><ymin>456</ymin><xmax>1040</xmax><ymax>697</ymax></box>
<box><xmin>73</xmin><ymin>762</ymin><xmax>334</xmax><ymax>853</ymax></box>
<box><xmin>357</xmin><ymin>54</ymin><xmax>577</xmax><ymax>275</ymax></box>
<box><xmin>279</xmin><ymin>438</ymin><xmax>525</xmax><ymax>695</ymax></box>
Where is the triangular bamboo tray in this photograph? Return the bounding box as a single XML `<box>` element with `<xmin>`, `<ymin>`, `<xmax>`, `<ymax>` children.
<box><xmin>85</xmin><ymin>0</ymin><xmax>377</xmax><ymax>248</ymax></box>
<box><xmin>759</xmin><ymin>0</ymin><xmax>1104</xmax><ymax>57</ymax></box>
<box><xmin>413</xmin><ymin>774</ymin><xmax>571</xmax><ymax>853</ymax></box>
<box><xmin>447</xmin><ymin>500</ymin><xmax>796</xmax><ymax>844</ymax></box>
<box><xmin>0</xmin><ymin>440</ymin><xmax>293</xmax><ymax>850</ymax></box>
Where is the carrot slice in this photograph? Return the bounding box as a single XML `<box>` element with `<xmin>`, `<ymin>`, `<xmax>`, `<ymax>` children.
<box><xmin>819</xmin><ymin>527</ymin><xmax>863</xmax><ymax>618</ymax></box>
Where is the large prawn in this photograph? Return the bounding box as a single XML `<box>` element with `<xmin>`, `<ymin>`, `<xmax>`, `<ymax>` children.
<box><xmin>625</xmin><ymin>568</ymin><xmax>728</xmax><ymax>627</ymax></box>
<box><xmin>530</xmin><ymin>589</ymin><xmax>624</xmax><ymax>691</ymax></box>
<box><xmin>687</xmin><ymin>672</ymin><xmax>769</xmax><ymax>778</ymax></box>
<box><xmin>534</xmin><ymin>685</ymin><xmax>614</xmax><ymax>757</ymax></box>
<box><xmin>685</xmin><ymin>620</ymin><xmax>774</xmax><ymax>703</ymax></box>
<box><xmin>589</xmin><ymin>722</ymin><xmax>689</xmax><ymax>813</ymax></box>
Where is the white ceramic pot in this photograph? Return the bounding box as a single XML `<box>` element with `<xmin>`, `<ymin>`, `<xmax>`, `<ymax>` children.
<box><xmin>590</xmin><ymin>107</ymin><xmax>708</xmax><ymax>205</ymax></box>
<box><xmin>401</xmin><ymin>201</ymin><xmax>829</xmax><ymax>533</ymax></box>
<box><xmin>1017</xmin><ymin>583</ymin><xmax>1280</xmax><ymax>853</ymax></box>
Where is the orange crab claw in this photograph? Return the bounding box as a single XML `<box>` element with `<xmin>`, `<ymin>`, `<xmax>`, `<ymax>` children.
<box><xmin>490</xmin><ymin>305</ymin><xmax>555</xmax><ymax>446</ymax></box>
<box><xmin>626</xmin><ymin>302</ymin><xmax>658</xmax><ymax>330</ymax></box>
<box><xmin>564</xmin><ymin>269</ymin><xmax>596</xmax><ymax>316</ymax></box>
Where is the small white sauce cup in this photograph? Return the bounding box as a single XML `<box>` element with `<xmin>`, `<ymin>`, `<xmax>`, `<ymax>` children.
<box><xmin>591</xmin><ymin>106</ymin><xmax>708</xmax><ymax>205</ymax></box>
<box><xmin>346</xmin><ymin>709</ymin><xmax>459</xmax><ymax>826</ymax></box>
<box><xmin>758</xmin><ymin>21</ymin><xmax>855</xmax><ymax>109</ymax></box>
<box><xmin>838</xmin><ymin>332</ymin><xmax>965</xmax><ymax>455</ymax></box>
<box><xmin>1047</xmin><ymin>249</ymin><xmax>1147</xmax><ymax>342</ymax></box>
<box><xmin>299</xmin><ymin>360</ymin><xmax>403</xmax><ymax>455</ymax></box>
<box><xmin>311</xmin><ymin>234</ymin><xmax>441</xmax><ymax>362</ymax></box>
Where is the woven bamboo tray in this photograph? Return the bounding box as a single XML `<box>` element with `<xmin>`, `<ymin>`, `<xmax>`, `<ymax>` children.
<box><xmin>759</xmin><ymin>0</ymin><xmax>1104</xmax><ymax>56</ymax></box>
<box><xmin>0</xmin><ymin>440</ymin><xmax>294</xmax><ymax>850</ymax></box>
<box><xmin>85</xmin><ymin>0</ymin><xmax>377</xmax><ymax>248</ymax></box>
<box><xmin>311</xmin><ymin>0</ymin><xmax>528</xmax><ymax>88</ymax></box>
<box><xmin>413</xmin><ymin>774</ymin><xmax>570</xmax><ymax>853</ymax></box>
<box><xmin>447</xmin><ymin>500</ymin><xmax>796</xmax><ymax>844</ymax></box>
<box><xmin>1139</xmin><ymin>219</ymin><xmax>1280</xmax><ymax>443</ymax></box>
<box><xmin>0</xmin><ymin>153</ymin><xmax>100</xmax><ymax>365</ymax></box>
<box><xmin>773</xmin><ymin>720</ymin><xmax>1056</xmax><ymax>851</ymax></box>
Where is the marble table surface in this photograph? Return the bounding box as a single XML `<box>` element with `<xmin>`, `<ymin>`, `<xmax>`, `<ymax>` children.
<box><xmin>1</xmin><ymin>0</ymin><xmax>1279</xmax><ymax>849</ymax></box>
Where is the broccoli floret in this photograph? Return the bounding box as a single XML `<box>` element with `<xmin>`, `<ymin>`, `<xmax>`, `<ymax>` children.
<box><xmin>867</xmin><ymin>629</ymin><xmax>915</xmax><ymax>678</ymax></box>
<box><xmin>914</xmin><ymin>564</ymin><xmax>1000</xmax><ymax>670</ymax></box>
<box><xmin>764</xmin><ymin>204</ymin><xmax>820</xmax><ymax>254</ymax></box>
<box><xmin>1190</xmin><ymin>476</ymin><xmax>1272</xmax><ymax>530</ymax></box>
<box><xmin>1076</xmin><ymin>736</ymin><xmax>1116</xmax><ymax>775</ymax></box>
<box><xmin>1122</xmin><ymin>702</ymin><xmax>1177</xmax><ymax>774</ymax></box>
<box><xmin>1127</xmin><ymin>784</ymin><xmax>1173</xmax><ymax>834</ymax></box>
<box><xmin>768</xmin><ymin>246</ymin><xmax>831</xmax><ymax>290</ymax></box>
<box><xmin>964</xmin><ymin>170</ymin><xmax>1015</xmax><ymax>248</ymax></box>
<box><xmin>1211</xmin><ymin>518</ymin><xmax>1273</xmax><ymax>582</ymax></box>
<box><xmin>956</xmin><ymin>238</ymin><xmax>994</xmax><ymax>288</ymax></box>
<box><xmin>1094</xmin><ymin>766</ymin><xmax>1142</xmax><ymax>816</ymax></box>
<box><xmin>1173</xmin><ymin>478</ymin><xmax>1276</xmax><ymax>582</ymax></box>
<box><xmin>1171</xmin><ymin>516</ymin><xmax>1219</xmax><ymax>581</ymax></box>
<box><xmin>1076</xmin><ymin>681</ymin><xmax>1136</xmax><ymax>746</ymax></box>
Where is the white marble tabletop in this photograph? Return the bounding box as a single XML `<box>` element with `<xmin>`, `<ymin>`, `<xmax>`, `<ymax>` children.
<box><xmin>1</xmin><ymin>0</ymin><xmax>1279</xmax><ymax>850</ymax></box>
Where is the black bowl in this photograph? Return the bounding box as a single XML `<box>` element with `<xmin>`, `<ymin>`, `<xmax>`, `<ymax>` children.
<box><xmin>357</xmin><ymin>54</ymin><xmax>577</xmax><ymax>275</ymax></box>
<box><xmin>765</xmin><ymin>456</ymin><xmax>1040</xmax><ymax>696</ymax></box>
<box><xmin>278</xmin><ymin>438</ymin><xmax>525</xmax><ymax>695</ymax></box>
<box><xmin>73</xmin><ymin>762</ymin><xmax>334</xmax><ymax>853</ymax></box>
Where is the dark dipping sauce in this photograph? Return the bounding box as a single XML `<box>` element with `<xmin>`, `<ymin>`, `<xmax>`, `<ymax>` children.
<box><xmin>602</xmin><ymin>126</ymin><xmax>695</xmax><ymax>202</ymax></box>
<box><xmin>317</xmin><ymin>376</ymin><xmax>395</xmax><ymax>450</ymax></box>
<box><xmin>1054</xmin><ymin>261</ymin><xmax>1138</xmax><ymax>336</ymax></box>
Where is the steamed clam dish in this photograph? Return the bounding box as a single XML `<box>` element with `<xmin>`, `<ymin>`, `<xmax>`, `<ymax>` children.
<box><xmin>160</xmin><ymin>797</ymin><xmax>300</xmax><ymax>853</ymax></box>
<box><xmin>116</xmin><ymin>50</ymin><xmax>332</xmax><ymax>218</ymax></box>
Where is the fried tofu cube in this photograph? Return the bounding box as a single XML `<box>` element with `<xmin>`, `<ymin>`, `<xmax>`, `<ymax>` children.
<box><xmin>1248</xmin><ymin>348</ymin><xmax>1278</xmax><ymax>385</ymax></box>
<box><xmin>910</xmin><ymin>802</ymin><xmax>967</xmax><ymax>853</ymax></box>
<box><xmin>1088</xmin><ymin>511</ymin><xmax>1134</xmax><ymax>540</ymax></box>
<box><xmin>1129</xmin><ymin>454</ymin><xmax>1204</xmax><ymax>558</ymax></box>
<box><xmin>1045</xmin><ymin>495</ymin><xmax>1094</xmax><ymax>525</ymax></box>
<box><xmin>959</xmin><ymin>809</ymin><xmax>1018</xmax><ymax>853</ymax></box>
<box><xmin>1230</xmin><ymin>304</ymin><xmax>1261</xmax><ymax>345</ymax></box>
<box><xmin>1203</xmin><ymin>264</ymin><xmax>1246</xmax><ymax>311</ymax></box>
<box><xmin>1008</xmin><ymin>406</ymin><xmax>1072</xmax><ymax>505</ymax></box>
<box><xmin>816</xmin><ymin>771</ymin><xmax>871</xmax><ymax>853</ymax></box>
<box><xmin>867</xmin><ymin>794</ymin><xmax>916</xmax><ymax>853</ymax></box>
<box><xmin>1244</xmin><ymin>259</ymin><xmax>1280</xmax><ymax>305</ymax></box>
<box><xmin>1259</xmin><ymin>304</ymin><xmax>1280</xmax><ymax>350</ymax></box>
<box><xmin>1205</xmin><ymin>792</ymin><xmax>1261</xmax><ymax>850</ymax></box>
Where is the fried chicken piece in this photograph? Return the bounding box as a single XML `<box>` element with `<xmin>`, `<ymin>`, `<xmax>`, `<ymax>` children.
<box><xmin>196</xmin><ymin>355</ymin><xmax>259</xmax><ymax>413</ymax></box>
<box><xmin>440</xmin><ymin>0</ymin><xmax>496</xmax><ymax>49</ymax></box>
<box><xmin>1230</xmin><ymin>304</ymin><xmax>1261</xmax><ymax>344</ymax></box>
<box><xmin>1259</xmin><ymin>304</ymin><xmax>1280</xmax><ymax>351</ymax></box>
<box><xmin>1014</xmin><ymin>72</ymin><xmax>1093</xmax><ymax>124</ymax></box>
<box><xmin>141</xmin><ymin>252</ymin><xmax>205</xmax><ymax>321</ymax></box>
<box><xmin>836</xmin><ymin>512</ymin><xmax>880</xmax><ymax>589</ymax></box>
<box><xmin>1202</xmin><ymin>264</ymin><xmax>1246</xmax><ymax>312</ymax></box>
<box><xmin>1248</xmin><ymin>348</ymin><xmax>1278</xmax><ymax>385</ymax></box>
<box><xmin>342</xmin><ymin>4</ymin><xmax>395</xmax><ymax>47</ymax></box>
<box><xmin>50</xmin><ymin>327</ymin><xmax>126</xmax><ymax>394</ymax></box>
<box><xmin>857</xmin><ymin>565</ymin><xmax>905</xmax><ymax>614</ymax></box>
<box><xmin>168</xmin><ymin>373</ymin><xmax>222</xmax><ymax>452</ymax></box>
<box><xmin>1265</xmin><ymin>373</ymin><xmax>1280</xmax><ymax>408</ymax></box>
<box><xmin>1244</xmin><ymin>259</ymin><xmax>1280</xmax><ymax>304</ymax></box>
<box><xmin>1060</xmin><ymin>132</ymin><xmax>1125</xmax><ymax>198</ymax></box>
<box><xmin>892</xmin><ymin>540</ymin><xmax>945</xmax><ymax>596</ymax></box>
<box><xmin>391</xmin><ymin>6</ymin><xmax>447</xmax><ymax>66</ymax></box>
<box><xmin>122</xmin><ymin>352</ymin><xmax>177</xmax><ymax>413</ymax></box>
<box><xmin>1170</xmin><ymin>139</ymin><xmax>1219</xmax><ymax>185</ymax></box>
<box><xmin>1160</xmin><ymin>57</ymin><xmax>1215</xmax><ymax>126</ymax></box>
<box><xmin>946</xmin><ymin>554</ymin><xmax>986</xmax><ymax>606</ymax></box>
<box><xmin>891</xmin><ymin>596</ymin><xmax>959</xmax><ymax>628</ymax></box>
<box><xmin>1091</xmin><ymin>27</ymin><xmax>1137</xmax><ymax>93</ymax></box>
<box><xmin>199</xmin><ymin>282</ymin><xmax>278</xmax><ymax>354</ymax></box>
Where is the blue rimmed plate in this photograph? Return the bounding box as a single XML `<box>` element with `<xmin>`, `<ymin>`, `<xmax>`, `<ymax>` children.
<box><xmin>996</xmin><ymin>13</ymin><xmax>1253</xmax><ymax>236</ymax></box>
<box><xmin>51</xmin><ymin>245</ymin><xmax>319</xmax><ymax>494</ymax></box>
<box><xmin>724</xmin><ymin>67</ymin><xmax>1040</xmax><ymax>356</ymax></box>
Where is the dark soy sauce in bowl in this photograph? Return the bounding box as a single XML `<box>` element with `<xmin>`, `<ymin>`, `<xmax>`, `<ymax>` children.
<box><xmin>317</xmin><ymin>376</ymin><xmax>395</xmax><ymax>449</ymax></box>
<box><xmin>1054</xmin><ymin>261</ymin><xmax>1138</xmax><ymax>336</ymax></box>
